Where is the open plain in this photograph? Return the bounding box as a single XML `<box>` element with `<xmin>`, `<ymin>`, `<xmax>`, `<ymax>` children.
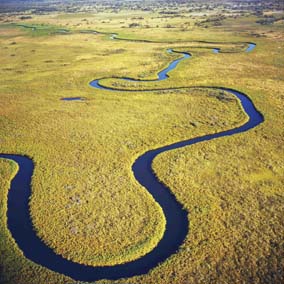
<box><xmin>0</xmin><ymin>0</ymin><xmax>283</xmax><ymax>283</ymax></box>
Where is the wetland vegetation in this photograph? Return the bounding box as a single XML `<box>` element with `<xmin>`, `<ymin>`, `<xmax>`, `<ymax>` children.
<box><xmin>0</xmin><ymin>0</ymin><xmax>283</xmax><ymax>283</ymax></box>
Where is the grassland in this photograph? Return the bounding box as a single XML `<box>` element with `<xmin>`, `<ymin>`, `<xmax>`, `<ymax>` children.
<box><xmin>0</xmin><ymin>1</ymin><xmax>283</xmax><ymax>283</ymax></box>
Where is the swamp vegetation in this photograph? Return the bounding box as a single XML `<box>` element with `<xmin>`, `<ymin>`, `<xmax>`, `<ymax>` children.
<box><xmin>0</xmin><ymin>0</ymin><xmax>283</xmax><ymax>283</ymax></box>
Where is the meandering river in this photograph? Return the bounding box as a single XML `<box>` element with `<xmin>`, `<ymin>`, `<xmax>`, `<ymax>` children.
<box><xmin>0</xmin><ymin>28</ymin><xmax>263</xmax><ymax>282</ymax></box>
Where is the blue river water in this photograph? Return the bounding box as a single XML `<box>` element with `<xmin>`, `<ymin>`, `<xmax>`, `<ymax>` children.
<box><xmin>61</xmin><ymin>97</ymin><xmax>85</xmax><ymax>101</ymax></box>
<box><xmin>0</xmin><ymin>37</ymin><xmax>262</xmax><ymax>282</ymax></box>
<box><xmin>89</xmin><ymin>49</ymin><xmax>192</xmax><ymax>90</ymax></box>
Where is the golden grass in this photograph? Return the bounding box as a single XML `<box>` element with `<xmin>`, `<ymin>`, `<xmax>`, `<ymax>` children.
<box><xmin>0</xmin><ymin>6</ymin><xmax>283</xmax><ymax>284</ymax></box>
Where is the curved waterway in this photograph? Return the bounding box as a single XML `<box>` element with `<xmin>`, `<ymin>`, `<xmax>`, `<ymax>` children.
<box><xmin>0</xmin><ymin>33</ymin><xmax>262</xmax><ymax>282</ymax></box>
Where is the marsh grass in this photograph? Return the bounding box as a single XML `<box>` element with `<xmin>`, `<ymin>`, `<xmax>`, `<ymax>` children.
<box><xmin>0</xmin><ymin>4</ymin><xmax>283</xmax><ymax>284</ymax></box>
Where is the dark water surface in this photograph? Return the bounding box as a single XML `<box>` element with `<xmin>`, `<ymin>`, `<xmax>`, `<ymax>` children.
<box><xmin>61</xmin><ymin>97</ymin><xmax>85</xmax><ymax>101</ymax></box>
<box><xmin>0</xmin><ymin>40</ymin><xmax>262</xmax><ymax>282</ymax></box>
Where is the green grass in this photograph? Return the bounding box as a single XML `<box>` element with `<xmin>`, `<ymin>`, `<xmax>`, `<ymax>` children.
<box><xmin>0</xmin><ymin>4</ymin><xmax>283</xmax><ymax>284</ymax></box>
